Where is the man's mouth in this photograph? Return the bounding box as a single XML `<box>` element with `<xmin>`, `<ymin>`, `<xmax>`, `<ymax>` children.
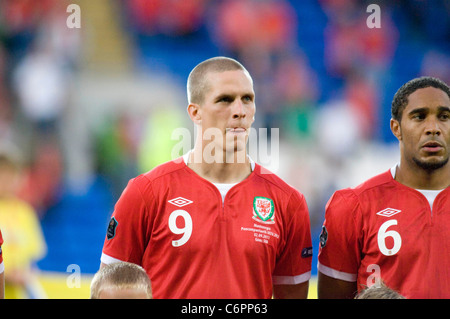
<box><xmin>226</xmin><ymin>127</ymin><xmax>247</xmax><ymax>134</ymax></box>
<box><xmin>421</xmin><ymin>141</ymin><xmax>443</xmax><ymax>153</ymax></box>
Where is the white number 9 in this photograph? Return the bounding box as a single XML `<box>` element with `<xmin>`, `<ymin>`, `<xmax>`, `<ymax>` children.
<box><xmin>168</xmin><ymin>210</ymin><xmax>192</xmax><ymax>247</ymax></box>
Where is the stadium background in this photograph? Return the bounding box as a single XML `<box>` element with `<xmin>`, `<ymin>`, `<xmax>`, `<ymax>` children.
<box><xmin>0</xmin><ymin>0</ymin><xmax>448</xmax><ymax>298</ymax></box>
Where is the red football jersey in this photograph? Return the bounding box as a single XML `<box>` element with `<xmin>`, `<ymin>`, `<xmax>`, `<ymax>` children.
<box><xmin>318</xmin><ymin>169</ymin><xmax>450</xmax><ymax>298</ymax></box>
<box><xmin>101</xmin><ymin>157</ymin><xmax>312</xmax><ymax>298</ymax></box>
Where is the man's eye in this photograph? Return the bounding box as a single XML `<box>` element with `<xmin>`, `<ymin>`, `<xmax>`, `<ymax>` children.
<box><xmin>412</xmin><ymin>114</ymin><xmax>425</xmax><ymax>120</ymax></box>
<box><xmin>439</xmin><ymin>113</ymin><xmax>449</xmax><ymax>120</ymax></box>
<box><xmin>218</xmin><ymin>97</ymin><xmax>232</xmax><ymax>103</ymax></box>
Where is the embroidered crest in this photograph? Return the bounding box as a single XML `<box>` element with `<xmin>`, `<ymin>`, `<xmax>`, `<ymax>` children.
<box><xmin>252</xmin><ymin>196</ymin><xmax>275</xmax><ymax>224</ymax></box>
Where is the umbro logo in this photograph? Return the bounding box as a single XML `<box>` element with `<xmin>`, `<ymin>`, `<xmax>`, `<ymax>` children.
<box><xmin>376</xmin><ymin>208</ymin><xmax>401</xmax><ymax>217</ymax></box>
<box><xmin>168</xmin><ymin>197</ymin><xmax>193</xmax><ymax>207</ymax></box>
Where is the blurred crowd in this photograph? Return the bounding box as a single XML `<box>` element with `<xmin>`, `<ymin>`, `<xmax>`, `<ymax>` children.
<box><xmin>0</xmin><ymin>0</ymin><xmax>448</xmax><ymax>297</ymax></box>
<box><xmin>0</xmin><ymin>0</ymin><xmax>81</xmax><ymax>298</ymax></box>
<box><xmin>0</xmin><ymin>0</ymin><xmax>80</xmax><ymax>215</ymax></box>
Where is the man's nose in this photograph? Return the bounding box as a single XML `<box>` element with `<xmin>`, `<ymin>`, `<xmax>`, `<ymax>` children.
<box><xmin>232</xmin><ymin>100</ymin><xmax>246</xmax><ymax>119</ymax></box>
<box><xmin>425</xmin><ymin>117</ymin><xmax>441</xmax><ymax>135</ymax></box>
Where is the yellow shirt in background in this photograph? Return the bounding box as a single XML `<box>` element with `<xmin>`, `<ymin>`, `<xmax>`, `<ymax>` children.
<box><xmin>0</xmin><ymin>197</ymin><xmax>47</xmax><ymax>298</ymax></box>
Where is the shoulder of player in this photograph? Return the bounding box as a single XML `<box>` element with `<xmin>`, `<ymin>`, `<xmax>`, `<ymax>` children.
<box><xmin>122</xmin><ymin>158</ymin><xmax>187</xmax><ymax>199</ymax></box>
<box><xmin>352</xmin><ymin>169</ymin><xmax>394</xmax><ymax>195</ymax></box>
<box><xmin>253</xmin><ymin>163</ymin><xmax>304</xmax><ymax>199</ymax></box>
<box><xmin>136</xmin><ymin>157</ymin><xmax>186</xmax><ymax>184</ymax></box>
<box><xmin>327</xmin><ymin>169</ymin><xmax>393</xmax><ymax>211</ymax></box>
<box><xmin>334</xmin><ymin>169</ymin><xmax>393</xmax><ymax>197</ymax></box>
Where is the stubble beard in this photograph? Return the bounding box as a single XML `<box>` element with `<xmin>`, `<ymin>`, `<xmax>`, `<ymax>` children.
<box><xmin>412</xmin><ymin>156</ymin><xmax>449</xmax><ymax>172</ymax></box>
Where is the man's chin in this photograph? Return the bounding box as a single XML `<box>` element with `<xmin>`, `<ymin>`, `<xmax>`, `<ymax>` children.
<box><xmin>413</xmin><ymin>156</ymin><xmax>449</xmax><ymax>171</ymax></box>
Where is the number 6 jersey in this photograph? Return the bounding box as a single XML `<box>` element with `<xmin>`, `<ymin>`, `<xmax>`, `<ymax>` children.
<box><xmin>101</xmin><ymin>156</ymin><xmax>312</xmax><ymax>298</ymax></box>
<box><xmin>318</xmin><ymin>166</ymin><xmax>450</xmax><ymax>298</ymax></box>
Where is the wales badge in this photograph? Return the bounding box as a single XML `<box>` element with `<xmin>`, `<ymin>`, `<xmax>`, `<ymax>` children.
<box><xmin>252</xmin><ymin>196</ymin><xmax>275</xmax><ymax>224</ymax></box>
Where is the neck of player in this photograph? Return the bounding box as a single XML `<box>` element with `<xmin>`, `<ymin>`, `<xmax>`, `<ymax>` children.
<box><xmin>187</xmin><ymin>145</ymin><xmax>252</xmax><ymax>184</ymax></box>
<box><xmin>395</xmin><ymin>160</ymin><xmax>450</xmax><ymax>190</ymax></box>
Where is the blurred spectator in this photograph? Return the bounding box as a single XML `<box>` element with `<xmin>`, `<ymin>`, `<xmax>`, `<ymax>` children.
<box><xmin>322</xmin><ymin>1</ymin><xmax>398</xmax><ymax>78</ymax></box>
<box><xmin>0</xmin><ymin>45</ymin><xmax>14</xmax><ymax>146</ymax></box>
<box><xmin>213</xmin><ymin>0</ymin><xmax>296</xmax><ymax>53</ymax></box>
<box><xmin>420</xmin><ymin>50</ymin><xmax>450</xmax><ymax>85</ymax></box>
<box><xmin>320</xmin><ymin>0</ymin><xmax>398</xmax><ymax>144</ymax></box>
<box><xmin>0</xmin><ymin>152</ymin><xmax>47</xmax><ymax>298</ymax></box>
<box><xmin>0</xmin><ymin>1</ymin><xmax>75</xmax><ymax>218</ymax></box>
<box><xmin>95</xmin><ymin>110</ymin><xmax>141</xmax><ymax>200</ymax></box>
<box><xmin>17</xmin><ymin>139</ymin><xmax>63</xmax><ymax>217</ymax></box>
<box><xmin>137</xmin><ymin>106</ymin><xmax>187</xmax><ymax>173</ymax></box>
<box><xmin>95</xmin><ymin>104</ymin><xmax>187</xmax><ymax>200</ymax></box>
<box><xmin>314</xmin><ymin>98</ymin><xmax>363</xmax><ymax>157</ymax></box>
<box><xmin>0</xmin><ymin>0</ymin><xmax>43</xmax><ymax>72</ymax></box>
<box><xmin>12</xmin><ymin>44</ymin><xmax>71</xmax><ymax>139</ymax></box>
<box><xmin>125</xmin><ymin>0</ymin><xmax>208</xmax><ymax>36</ymax></box>
<box><xmin>313</xmin><ymin>98</ymin><xmax>364</xmax><ymax>192</ymax></box>
<box><xmin>343</xmin><ymin>72</ymin><xmax>379</xmax><ymax>140</ymax></box>
<box><xmin>8</xmin><ymin>8</ymin><xmax>72</xmax><ymax>215</ymax></box>
<box><xmin>274</xmin><ymin>52</ymin><xmax>319</xmax><ymax>140</ymax></box>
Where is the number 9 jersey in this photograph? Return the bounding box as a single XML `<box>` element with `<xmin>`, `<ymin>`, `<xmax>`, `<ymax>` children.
<box><xmin>318</xmin><ymin>167</ymin><xmax>450</xmax><ymax>298</ymax></box>
<box><xmin>101</xmin><ymin>156</ymin><xmax>312</xmax><ymax>298</ymax></box>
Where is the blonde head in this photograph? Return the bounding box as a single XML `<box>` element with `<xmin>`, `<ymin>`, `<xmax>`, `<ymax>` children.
<box><xmin>187</xmin><ymin>56</ymin><xmax>252</xmax><ymax>105</ymax></box>
<box><xmin>90</xmin><ymin>262</ymin><xmax>152</xmax><ymax>299</ymax></box>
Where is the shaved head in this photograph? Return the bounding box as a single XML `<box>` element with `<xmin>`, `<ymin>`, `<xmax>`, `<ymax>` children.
<box><xmin>187</xmin><ymin>56</ymin><xmax>251</xmax><ymax>104</ymax></box>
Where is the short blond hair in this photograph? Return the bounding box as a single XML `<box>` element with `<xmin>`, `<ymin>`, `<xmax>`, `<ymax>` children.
<box><xmin>187</xmin><ymin>56</ymin><xmax>251</xmax><ymax>104</ymax></box>
<box><xmin>90</xmin><ymin>262</ymin><xmax>152</xmax><ymax>299</ymax></box>
<box><xmin>355</xmin><ymin>281</ymin><xmax>405</xmax><ymax>299</ymax></box>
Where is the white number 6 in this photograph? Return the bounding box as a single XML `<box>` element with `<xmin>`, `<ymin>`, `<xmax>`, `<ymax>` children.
<box><xmin>168</xmin><ymin>210</ymin><xmax>192</xmax><ymax>247</ymax></box>
<box><xmin>377</xmin><ymin>219</ymin><xmax>402</xmax><ymax>256</ymax></box>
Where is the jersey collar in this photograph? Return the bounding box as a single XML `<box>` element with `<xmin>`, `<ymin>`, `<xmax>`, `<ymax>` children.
<box><xmin>182</xmin><ymin>150</ymin><xmax>255</xmax><ymax>171</ymax></box>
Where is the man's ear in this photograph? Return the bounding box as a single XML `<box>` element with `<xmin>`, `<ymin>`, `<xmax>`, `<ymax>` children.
<box><xmin>187</xmin><ymin>103</ymin><xmax>201</xmax><ymax>125</ymax></box>
<box><xmin>390</xmin><ymin>118</ymin><xmax>402</xmax><ymax>141</ymax></box>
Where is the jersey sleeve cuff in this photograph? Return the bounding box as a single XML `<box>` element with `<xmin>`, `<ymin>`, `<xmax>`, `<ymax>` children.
<box><xmin>272</xmin><ymin>271</ymin><xmax>311</xmax><ymax>285</ymax></box>
<box><xmin>100</xmin><ymin>252</ymin><xmax>125</xmax><ymax>265</ymax></box>
<box><xmin>0</xmin><ymin>261</ymin><xmax>4</xmax><ymax>274</ymax></box>
<box><xmin>317</xmin><ymin>262</ymin><xmax>357</xmax><ymax>282</ymax></box>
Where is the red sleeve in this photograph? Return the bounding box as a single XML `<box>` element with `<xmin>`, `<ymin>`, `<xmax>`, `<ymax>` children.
<box><xmin>101</xmin><ymin>176</ymin><xmax>154</xmax><ymax>265</ymax></box>
<box><xmin>273</xmin><ymin>190</ymin><xmax>312</xmax><ymax>284</ymax></box>
<box><xmin>318</xmin><ymin>190</ymin><xmax>362</xmax><ymax>281</ymax></box>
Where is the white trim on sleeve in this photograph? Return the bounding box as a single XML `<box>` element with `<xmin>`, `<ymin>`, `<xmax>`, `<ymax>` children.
<box><xmin>272</xmin><ymin>271</ymin><xmax>311</xmax><ymax>285</ymax></box>
<box><xmin>0</xmin><ymin>261</ymin><xmax>4</xmax><ymax>274</ymax></box>
<box><xmin>100</xmin><ymin>253</ymin><xmax>125</xmax><ymax>265</ymax></box>
<box><xmin>317</xmin><ymin>262</ymin><xmax>357</xmax><ymax>282</ymax></box>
